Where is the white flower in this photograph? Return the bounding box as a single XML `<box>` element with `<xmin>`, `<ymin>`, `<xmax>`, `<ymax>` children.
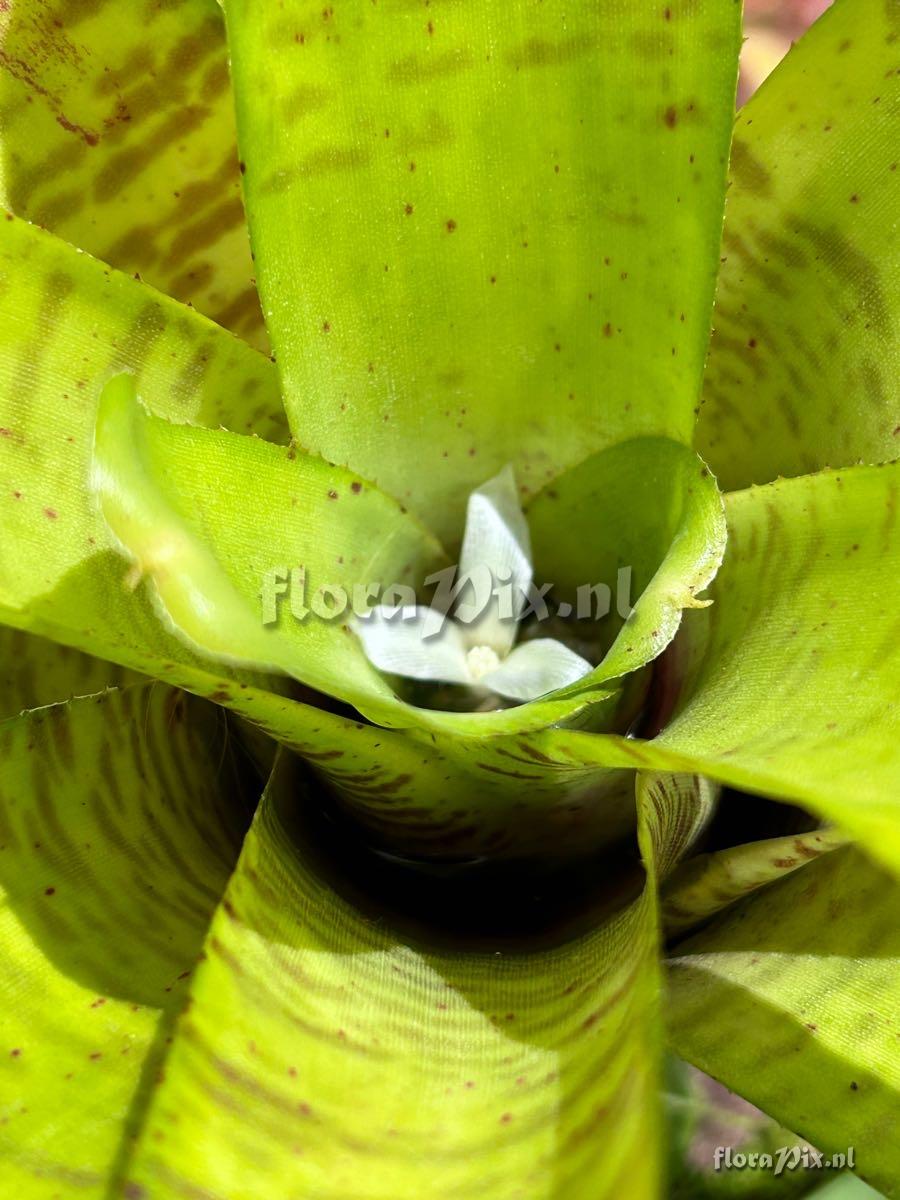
<box><xmin>354</xmin><ymin>467</ymin><xmax>592</xmax><ymax>704</ymax></box>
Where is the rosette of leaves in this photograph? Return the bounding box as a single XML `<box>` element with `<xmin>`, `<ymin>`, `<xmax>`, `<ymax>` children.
<box><xmin>0</xmin><ymin>0</ymin><xmax>898</xmax><ymax>1196</ymax></box>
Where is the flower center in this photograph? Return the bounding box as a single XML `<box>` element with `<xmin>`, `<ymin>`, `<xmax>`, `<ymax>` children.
<box><xmin>466</xmin><ymin>644</ymin><xmax>501</xmax><ymax>681</ymax></box>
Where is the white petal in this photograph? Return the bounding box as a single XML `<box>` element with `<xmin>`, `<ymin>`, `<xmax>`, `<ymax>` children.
<box><xmin>480</xmin><ymin>637</ymin><xmax>592</xmax><ymax>702</ymax></box>
<box><xmin>353</xmin><ymin>606</ymin><xmax>472</xmax><ymax>685</ymax></box>
<box><xmin>455</xmin><ymin>465</ymin><xmax>532</xmax><ymax>656</ymax></box>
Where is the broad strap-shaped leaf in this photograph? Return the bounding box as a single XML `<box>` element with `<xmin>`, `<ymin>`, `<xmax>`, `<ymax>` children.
<box><xmin>526</xmin><ymin>437</ymin><xmax>726</xmax><ymax>691</ymax></box>
<box><xmin>546</xmin><ymin>463</ymin><xmax>900</xmax><ymax>879</ymax></box>
<box><xmin>0</xmin><ymin>0</ymin><xmax>267</xmax><ymax>347</ymax></box>
<box><xmin>0</xmin><ymin>213</ymin><xmax>283</xmax><ymax>623</ymax></box>
<box><xmin>92</xmin><ymin>374</ymin><xmax>444</xmax><ymax>719</ymax></box>
<box><xmin>225</xmin><ymin>0</ymin><xmax>742</xmax><ymax>540</ymax></box>
<box><xmin>663</xmin><ymin>826</ymin><xmax>849</xmax><ymax>935</ymax></box>
<box><xmin>90</xmin><ymin>377</ymin><xmax>621</xmax><ymax>738</ymax></box>
<box><xmin>0</xmin><ymin>684</ymin><xmax>250</xmax><ymax>1197</ymax></box>
<box><xmin>0</xmin><ymin>626</ymin><xmax>142</xmax><ymax>719</ymax></box>
<box><xmin>667</xmin><ymin>847</ymin><xmax>900</xmax><ymax>1196</ymax></box>
<box><xmin>816</xmin><ymin>1180</ymin><xmax>892</xmax><ymax>1200</ymax></box>
<box><xmin>116</xmin><ymin>765</ymin><xmax>705</xmax><ymax>1200</ymax></box>
<box><xmin>811</xmin><ymin>1182</ymin><xmax>886</xmax><ymax>1200</ymax></box>
<box><xmin>3</xmin><ymin>353</ymin><xmax>631</xmax><ymax>859</ymax></box>
<box><xmin>697</xmin><ymin>0</ymin><xmax>900</xmax><ymax>488</ymax></box>
<box><xmin>0</xmin><ymin>578</ymin><xmax>634</xmax><ymax>861</ymax></box>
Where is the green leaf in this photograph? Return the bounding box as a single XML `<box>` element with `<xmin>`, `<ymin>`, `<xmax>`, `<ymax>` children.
<box><xmin>663</xmin><ymin>826</ymin><xmax>849</xmax><ymax>936</ymax></box>
<box><xmin>0</xmin><ymin>214</ymin><xmax>283</xmax><ymax>624</ymax></box>
<box><xmin>3</xmin><ymin>356</ymin><xmax>629</xmax><ymax>860</ymax></box>
<box><xmin>809</xmin><ymin>1179</ymin><xmax>886</xmax><ymax>1200</ymax></box>
<box><xmin>90</xmin><ymin>375</ymin><xmax>624</xmax><ymax>738</ymax></box>
<box><xmin>667</xmin><ymin>846</ymin><xmax>900</xmax><ymax>1197</ymax></box>
<box><xmin>697</xmin><ymin>0</ymin><xmax>900</xmax><ymax>488</ymax></box>
<box><xmin>526</xmin><ymin>437</ymin><xmax>726</xmax><ymax>690</ymax></box>
<box><xmin>0</xmin><ymin>683</ymin><xmax>250</xmax><ymax>1197</ymax></box>
<box><xmin>550</xmin><ymin>463</ymin><xmax>900</xmax><ymax>878</ymax></box>
<box><xmin>115</xmin><ymin>766</ymin><xmax>704</xmax><ymax>1200</ymax></box>
<box><xmin>0</xmin><ymin>626</ymin><xmax>143</xmax><ymax>719</ymax></box>
<box><xmin>92</xmin><ymin>373</ymin><xmax>444</xmax><ymax>718</ymax></box>
<box><xmin>0</xmin><ymin>0</ymin><xmax>267</xmax><ymax>347</ymax></box>
<box><xmin>224</xmin><ymin>0</ymin><xmax>741</xmax><ymax>540</ymax></box>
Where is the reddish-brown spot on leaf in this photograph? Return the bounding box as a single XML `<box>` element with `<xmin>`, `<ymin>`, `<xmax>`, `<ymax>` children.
<box><xmin>446</xmin><ymin>218</ymin><xmax>457</xmax><ymax>232</ymax></box>
<box><xmin>44</xmin><ymin>508</ymin><xmax>58</xmax><ymax>520</ymax></box>
<box><xmin>44</xmin><ymin>886</ymin><xmax>56</xmax><ymax>896</ymax></box>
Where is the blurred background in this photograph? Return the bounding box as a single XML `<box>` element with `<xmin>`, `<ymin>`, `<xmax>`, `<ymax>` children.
<box><xmin>740</xmin><ymin>0</ymin><xmax>832</xmax><ymax>101</ymax></box>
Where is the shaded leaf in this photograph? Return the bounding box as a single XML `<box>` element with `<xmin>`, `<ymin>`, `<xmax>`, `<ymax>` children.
<box><xmin>668</xmin><ymin>847</ymin><xmax>900</xmax><ymax>1197</ymax></box>
<box><xmin>0</xmin><ymin>626</ymin><xmax>142</xmax><ymax>719</ymax></box>
<box><xmin>551</xmin><ymin>464</ymin><xmax>900</xmax><ymax>878</ymax></box>
<box><xmin>117</xmin><ymin>767</ymin><xmax>708</xmax><ymax>1200</ymax></box>
<box><xmin>527</xmin><ymin>437</ymin><xmax>726</xmax><ymax>690</ymax></box>
<box><xmin>0</xmin><ymin>683</ymin><xmax>251</xmax><ymax>1197</ymax></box>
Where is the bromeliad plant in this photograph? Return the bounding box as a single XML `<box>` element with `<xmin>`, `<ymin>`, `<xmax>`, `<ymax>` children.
<box><xmin>0</xmin><ymin>0</ymin><xmax>897</xmax><ymax>1196</ymax></box>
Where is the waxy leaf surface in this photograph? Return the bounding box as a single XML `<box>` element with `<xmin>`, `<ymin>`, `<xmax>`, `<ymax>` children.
<box><xmin>0</xmin><ymin>0</ymin><xmax>266</xmax><ymax>346</ymax></box>
<box><xmin>225</xmin><ymin>0</ymin><xmax>741</xmax><ymax>539</ymax></box>
<box><xmin>698</xmin><ymin>0</ymin><xmax>900</xmax><ymax>485</ymax></box>
<box><xmin>0</xmin><ymin>684</ymin><xmax>249</xmax><ymax>1197</ymax></box>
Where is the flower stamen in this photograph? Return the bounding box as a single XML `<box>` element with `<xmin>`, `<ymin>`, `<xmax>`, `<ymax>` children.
<box><xmin>466</xmin><ymin>644</ymin><xmax>501</xmax><ymax>681</ymax></box>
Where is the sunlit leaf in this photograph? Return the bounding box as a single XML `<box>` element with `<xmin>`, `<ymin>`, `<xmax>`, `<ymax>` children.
<box><xmin>663</xmin><ymin>825</ymin><xmax>849</xmax><ymax>935</ymax></box>
<box><xmin>225</xmin><ymin>0</ymin><xmax>741</xmax><ymax>539</ymax></box>
<box><xmin>527</xmin><ymin>437</ymin><xmax>726</xmax><ymax>690</ymax></box>
<box><xmin>0</xmin><ymin>683</ymin><xmax>250</xmax><ymax>1196</ymax></box>
<box><xmin>0</xmin><ymin>215</ymin><xmax>283</xmax><ymax>625</ymax></box>
<box><xmin>668</xmin><ymin>847</ymin><xmax>900</xmax><ymax>1197</ymax></box>
<box><xmin>0</xmin><ymin>0</ymin><xmax>266</xmax><ymax>347</ymax></box>
<box><xmin>116</xmin><ymin>766</ymin><xmax>707</xmax><ymax>1200</ymax></box>
<box><xmin>697</xmin><ymin>0</ymin><xmax>900</xmax><ymax>486</ymax></box>
<box><xmin>550</xmin><ymin>463</ymin><xmax>900</xmax><ymax>878</ymax></box>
